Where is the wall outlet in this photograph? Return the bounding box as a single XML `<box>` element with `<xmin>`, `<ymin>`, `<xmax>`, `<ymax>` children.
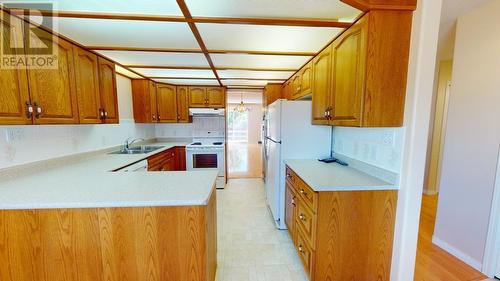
<box><xmin>382</xmin><ymin>131</ymin><xmax>395</xmax><ymax>146</ymax></box>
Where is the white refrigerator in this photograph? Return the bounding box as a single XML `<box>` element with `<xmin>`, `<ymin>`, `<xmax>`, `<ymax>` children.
<box><xmin>264</xmin><ymin>99</ymin><xmax>332</xmax><ymax>229</ymax></box>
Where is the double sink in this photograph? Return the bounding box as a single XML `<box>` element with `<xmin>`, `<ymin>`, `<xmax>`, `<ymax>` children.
<box><xmin>109</xmin><ymin>145</ymin><xmax>164</xmax><ymax>155</ymax></box>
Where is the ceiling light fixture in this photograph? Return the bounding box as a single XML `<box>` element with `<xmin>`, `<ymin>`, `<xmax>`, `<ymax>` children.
<box><xmin>234</xmin><ymin>93</ymin><xmax>250</xmax><ymax>113</ymax></box>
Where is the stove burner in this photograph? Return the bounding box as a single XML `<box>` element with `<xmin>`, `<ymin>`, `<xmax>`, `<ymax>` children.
<box><xmin>213</xmin><ymin>142</ymin><xmax>223</xmax><ymax>145</ymax></box>
<box><xmin>191</xmin><ymin>142</ymin><xmax>202</xmax><ymax>145</ymax></box>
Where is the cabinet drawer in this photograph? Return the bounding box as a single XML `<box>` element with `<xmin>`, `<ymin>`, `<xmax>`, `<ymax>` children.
<box><xmin>296</xmin><ymin>201</ymin><xmax>316</xmax><ymax>248</ymax></box>
<box><xmin>296</xmin><ymin>178</ymin><xmax>318</xmax><ymax>213</ymax></box>
<box><xmin>296</xmin><ymin>227</ymin><xmax>314</xmax><ymax>280</ymax></box>
<box><xmin>285</xmin><ymin>166</ymin><xmax>297</xmax><ymax>187</ymax></box>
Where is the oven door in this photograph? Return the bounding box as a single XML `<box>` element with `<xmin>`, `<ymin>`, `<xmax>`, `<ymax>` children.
<box><xmin>186</xmin><ymin>148</ymin><xmax>224</xmax><ymax>175</ymax></box>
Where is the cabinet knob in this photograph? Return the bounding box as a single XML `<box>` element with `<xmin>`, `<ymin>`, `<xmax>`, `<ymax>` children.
<box><xmin>298</xmin><ymin>245</ymin><xmax>305</xmax><ymax>254</ymax></box>
<box><xmin>299</xmin><ymin>214</ymin><xmax>306</xmax><ymax>221</ymax></box>
<box><xmin>158</xmin><ymin>115</ymin><xmax>161</xmax><ymax>120</ymax></box>
<box><xmin>25</xmin><ymin>101</ymin><xmax>34</xmax><ymax>119</ymax></box>
<box><xmin>300</xmin><ymin>189</ymin><xmax>305</xmax><ymax>195</ymax></box>
<box><xmin>152</xmin><ymin>114</ymin><xmax>156</xmax><ymax>120</ymax></box>
<box><xmin>34</xmin><ymin>103</ymin><xmax>42</xmax><ymax>119</ymax></box>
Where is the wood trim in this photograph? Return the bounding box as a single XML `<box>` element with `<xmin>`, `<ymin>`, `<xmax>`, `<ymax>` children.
<box><xmin>191</xmin><ymin>16</ymin><xmax>352</xmax><ymax>28</ymax></box>
<box><xmin>221</xmin><ymin>78</ymin><xmax>285</xmax><ymax>81</ymax></box>
<box><xmin>341</xmin><ymin>0</ymin><xmax>417</xmax><ymax>11</ymax></box>
<box><xmin>126</xmin><ymin>65</ymin><xmax>297</xmax><ymax>72</ymax></box>
<box><xmin>150</xmin><ymin>77</ymin><xmax>218</xmax><ymax>80</ymax></box>
<box><xmin>16</xmin><ymin>9</ymin><xmax>353</xmax><ymax>28</ymax></box>
<box><xmin>176</xmin><ymin>0</ymin><xmax>222</xmax><ymax>86</ymax></box>
<box><xmin>87</xmin><ymin>46</ymin><xmax>316</xmax><ymax>57</ymax></box>
<box><xmin>150</xmin><ymin>77</ymin><xmax>285</xmax><ymax>81</ymax></box>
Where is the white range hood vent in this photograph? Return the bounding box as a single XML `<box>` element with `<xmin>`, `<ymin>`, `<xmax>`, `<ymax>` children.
<box><xmin>189</xmin><ymin>108</ymin><xmax>225</xmax><ymax>116</ymax></box>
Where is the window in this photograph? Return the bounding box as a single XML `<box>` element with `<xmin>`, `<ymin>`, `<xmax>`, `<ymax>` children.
<box><xmin>227</xmin><ymin>110</ymin><xmax>249</xmax><ymax>142</ymax></box>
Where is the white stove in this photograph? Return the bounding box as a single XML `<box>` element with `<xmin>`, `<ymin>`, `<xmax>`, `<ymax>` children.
<box><xmin>186</xmin><ymin>138</ymin><xmax>226</xmax><ymax>189</ymax></box>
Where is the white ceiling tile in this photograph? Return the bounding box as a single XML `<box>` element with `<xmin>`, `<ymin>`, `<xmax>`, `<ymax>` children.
<box><xmin>218</xmin><ymin>70</ymin><xmax>294</xmax><ymax>79</ymax></box>
<box><xmin>115</xmin><ymin>65</ymin><xmax>143</xmax><ymax>79</ymax></box>
<box><xmin>49</xmin><ymin>18</ymin><xmax>198</xmax><ymax>49</ymax></box>
<box><xmin>154</xmin><ymin>79</ymin><xmax>220</xmax><ymax>86</ymax></box>
<box><xmin>227</xmin><ymin>93</ymin><xmax>263</xmax><ymax>104</ymax></box>
<box><xmin>212</xmin><ymin>54</ymin><xmax>311</xmax><ymax>69</ymax></box>
<box><xmin>95</xmin><ymin>51</ymin><xmax>209</xmax><ymax>67</ymax></box>
<box><xmin>131</xmin><ymin>68</ymin><xmax>216</xmax><ymax>78</ymax></box>
<box><xmin>186</xmin><ymin>0</ymin><xmax>361</xmax><ymax>21</ymax></box>
<box><xmin>9</xmin><ymin>0</ymin><xmax>183</xmax><ymax>15</ymax></box>
<box><xmin>198</xmin><ymin>24</ymin><xmax>342</xmax><ymax>53</ymax></box>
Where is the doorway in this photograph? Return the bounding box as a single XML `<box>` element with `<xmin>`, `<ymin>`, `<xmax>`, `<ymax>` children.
<box><xmin>226</xmin><ymin>90</ymin><xmax>263</xmax><ymax>179</ymax></box>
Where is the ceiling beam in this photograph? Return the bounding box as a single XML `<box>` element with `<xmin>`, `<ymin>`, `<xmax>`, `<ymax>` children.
<box><xmin>89</xmin><ymin>46</ymin><xmax>315</xmax><ymax>57</ymax></box>
<box><xmin>176</xmin><ymin>0</ymin><xmax>222</xmax><ymax>86</ymax></box>
<box><xmin>126</xmin><ymin>65</ymin><xmax>297</xmax><ymax>72</ymax></box>
<box><xmin>191</xmin><ymin>16</ymin><xmax>351</xmax><ymax>28</ymax></box>
<box><xmin>22</xmin><ymin>9</ymin><xmax>352</xmax><ymax>28</ymax></box>
<box><xmin>149</xmin><ymin>77</ymin><xmax>285</xmax><ymax>81</ymax></box>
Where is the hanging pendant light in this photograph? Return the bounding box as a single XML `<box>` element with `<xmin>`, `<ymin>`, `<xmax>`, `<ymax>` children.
<box><xmin>234</xmin><ymin>93</ymin><xmax>249</xmax><ymax>113</ymax></box>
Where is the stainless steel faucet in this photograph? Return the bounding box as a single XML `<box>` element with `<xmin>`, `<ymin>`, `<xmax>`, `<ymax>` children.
<box><xmin>123</xmin><ymin>137</ymin><xmax>145</xmax><ymax>151</ymax></box>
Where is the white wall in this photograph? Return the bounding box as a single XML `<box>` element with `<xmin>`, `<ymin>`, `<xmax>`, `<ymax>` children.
<box><xmin>434</xmin><ymin>0</ymin><xmax>500</xmax><ymax>270</ymax></box>
<box><xmin>332</xmin><ymin>127</ymin><xmax>404</xmax><ymax>174</ymax></box>
<box><xmin>0</xmin><ymin>75</ymin><xmax>155</xmax><ymax>169</ymax></box>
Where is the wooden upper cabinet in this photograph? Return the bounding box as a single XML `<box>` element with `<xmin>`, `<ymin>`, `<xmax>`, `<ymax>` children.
<box><xmin>0</xmin><ymin>14</ymin><xmax>31</xmax><ymax>125</ymax></box>
<box><xmin>311</xmin><ymin>46</ymin><xmax>332</xmax><ymax>125</ymax></box>
<box><xmin>98</xmin><ymin>57</ymin><xmax>119</xmax><ymax>124</ymax></box>
<box><xmin>299</xmin><ymin>61</ymin><xmax>313</xmax><ymax>97</ymax></box>
<box><xmin>291</xmin><ymin>74</ymin><xmax>302</xmax><ymax>100</ymax></box>
<box><xmin>264</xmin><ymin>84</ymin><xmax>282</xmax><ymax>106</ymax></box>
<box><xmin>176</xmin><ymin>86</ymin><xmax>189</xmax><ymax>122</ymax></box>
<box><xmin>26</xmin><ymin>28</ymin><xmax>79</xmax><ymax>124</ymax></box>
<box><xmin>188</xmin><ymin>86</ymin><xmax>207</xmax><ymax>107</ymax></box>
<box><xmin>156</xmin><ymin>83</ymin><xmax>177</xmax><ymax>123</ymax></box>
<box><xmin>131</xmin><ymin>79</ymin><xmax>157</xmax><ymax>123</ymax></box>
<box><xmin>206</xmin><ymin>87</ymin><xmax>225</xmax><ymax>108</ymax></box>
<box><xmin>74</xmin><ymin>47</ymin><xmax>101</xmax><ymax>124</ymax></box>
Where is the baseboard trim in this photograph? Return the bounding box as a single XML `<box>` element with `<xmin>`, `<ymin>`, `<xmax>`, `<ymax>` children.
<box><xmin>432</xmin><ymin>235</ymin><xmax>483</xmax><ymax>271</ymax></box>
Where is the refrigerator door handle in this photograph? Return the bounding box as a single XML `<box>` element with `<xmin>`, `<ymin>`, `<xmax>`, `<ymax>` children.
<box><xmin>266</xmin><ymin>137</ymin><xmax>281</xmax><ymax>144</ymax></box>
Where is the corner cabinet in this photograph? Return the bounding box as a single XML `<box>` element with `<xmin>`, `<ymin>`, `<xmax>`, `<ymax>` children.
<box><xmin>284</xmin><ymin>166</ymin><xmax>398</xmax><ymax>281</ymax></box>
<box><xmin>188</xmin><ymin>86</ymin><xmax>226</xmax><ymax>108</ymax></box>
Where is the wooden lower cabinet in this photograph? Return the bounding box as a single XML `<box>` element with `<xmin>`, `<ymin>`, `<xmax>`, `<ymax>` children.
<box><xmin>148</xmin><ymin>147</ymin><xmax>186</xmax><ymax>171</ymax></box>
<box><xmin>285</xmin><ymin>165</ymin><xmax>398</xmax><ymax>281</ymax></box>
<box><xmin>0</xmin><ymin>190</ymin><xmax>217</xmax><ymax>281</ymax></box>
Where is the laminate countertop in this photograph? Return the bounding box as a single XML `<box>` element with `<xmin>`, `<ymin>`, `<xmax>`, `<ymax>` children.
<box><xmin>285</xmin><ymin>159</ymin><xmax>397</xmax><ymax>192</ymax></box>
<box><xmin>0</xmin><ymin>142</ymin><xmax>218</xmax><ymax>210</ymax></box>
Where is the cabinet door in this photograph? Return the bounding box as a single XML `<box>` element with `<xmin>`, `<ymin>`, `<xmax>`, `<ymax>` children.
<box><xmin>160</xmin><ymin>148</ymin><xmax>177</xmax><ymax>171</ymax></box>
<box><xmin>311</xmin><ymin>46</ymin><xmax>332</xmax><ymax>125</ymax></box>
<box><xmin>157</xmin><ymin>84</ymin><xmax>177</xmax><ymax>123</ymax></box>
<box><xmin>299</xmin><ymin>61</ymin><xmax>313</xmax><ymax>97</ymax></box>
<box><xmin>175</xmin><ymin>146</ymin><xmax>186</xmax><ymax>170</ymax></box>
<box><xmin>98</xmin><ymin>57</ymin><xmax>119</xmax><ymax>124</ymax></box>
<box><xmin>207</xmin><ymin>87</ymin><xmax>225</xmax><ymax>108</ymax></box>
<box><xmin>27</xmin><ymin>29</ymin><xmax>79</xmax><ymax>124</ymax></box>
<box><xmin>74</xmin><ymin>47</ymin><xmax>101</xmax><ymax>124</ymax></box>
<box><xmin>330</xmin><ymin>22</ymin><xmax>367</xmax><ymax>127</ymax></box>
<box><xmin>0</xmin><ymin>14</ymin><xmax>31</xmax><ymax>125</ymax></box>
<box><xmin>188</xmin><ymin>86</ymin><xmax>207</xmax><ymax>107</ymax></box>
<box><xmin>176</xmin><ymin>86</ymin><xmax>189</xmax><ymax>122</ymax></box>
<box><xmin>291</xmin><ymin>74</ymin><xmax>301</xmax><ymax>100</ymax></box>
<box><xmin>150</xmin><ymin>81</ymin><xmax>158</xmax><ymax>122</ymax></box>
<box><xmin>285</xmin><ymin>182</ymin><xmax>297</xmax><ymax>243</ymax></box>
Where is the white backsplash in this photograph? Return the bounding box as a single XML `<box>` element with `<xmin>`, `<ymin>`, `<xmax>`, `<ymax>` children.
<box><xmin>332</xmin><ymin>127</ymin><xmax>405</xmax><ymax>174</ymax></box>
<box><xmin>155</xmin><ymin>123</ymin><xmax>194</xmax><ymax>138</ymax></box>
<box><xmin>193</xmin><ymin>116</ymin><xmax>225</xmax><ymax>138</ymax></box>
<box><xmin>0</xmin><ymin>121</ymin><xmax>155</xmax><ymax>169</ymax></box>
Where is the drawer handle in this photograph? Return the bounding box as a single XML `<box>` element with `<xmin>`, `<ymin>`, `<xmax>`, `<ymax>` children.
<box><xmin>299</xmin><ymin>213</ymin><xmax>306</xmax><ymax>221</ymax></box>
<box><xmin>300</xmin><ymin>189</ymin><xmax>306</xmax><ymax>195</ymax></box>
<box><xmin>291</xmin><ymin>197</ymin><xmax>296</xmax><ymax>206</ymax></box>
<box><xmin>298</xmin><ymin>245</ymin><xmax>305</xmax><ymax>254</ymax></box>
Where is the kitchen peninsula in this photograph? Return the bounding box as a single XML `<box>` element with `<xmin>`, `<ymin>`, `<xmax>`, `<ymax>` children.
<box><xmin>0</xmin><ymin>141</ymin><xmax>217</xmax><ymax>281</ymax></box>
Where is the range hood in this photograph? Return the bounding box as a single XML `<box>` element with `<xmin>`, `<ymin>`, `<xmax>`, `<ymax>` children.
<box><xmin>189</xmin><ymin>108</ymin><xmax>225</xmax><ymax>116</ymax></box>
